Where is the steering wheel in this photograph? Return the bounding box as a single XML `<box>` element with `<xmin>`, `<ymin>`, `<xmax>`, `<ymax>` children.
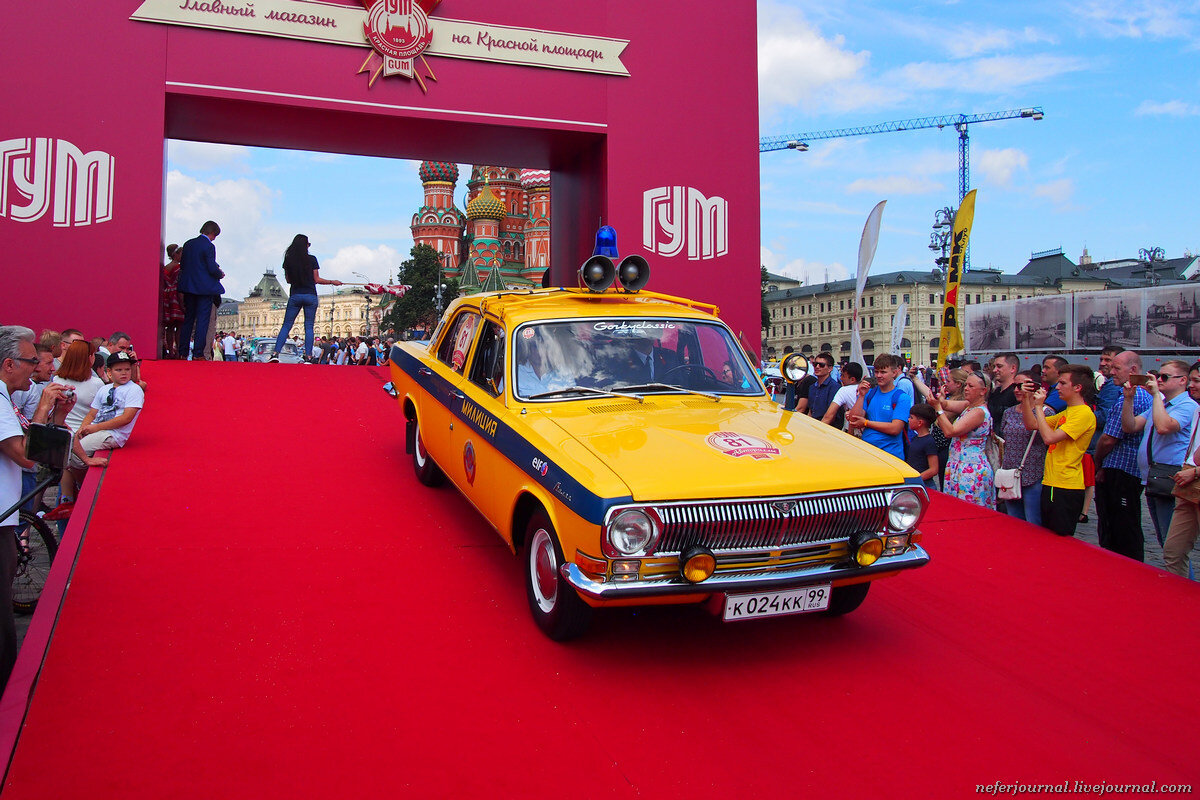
<box><xmin>662</xmin><ymin>364</ymin><xmax>720</xmax><ymax>384</ymax></box>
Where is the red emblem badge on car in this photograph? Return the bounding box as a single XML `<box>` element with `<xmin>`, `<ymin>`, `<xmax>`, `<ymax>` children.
<box><xmin>705</xmin><ymin>432</ymin><xmax>780</xmax><ymax>460</ymax></box>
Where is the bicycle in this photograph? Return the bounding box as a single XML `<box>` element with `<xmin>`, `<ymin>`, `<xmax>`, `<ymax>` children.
<box><xmin>13</xmin><ymin>510</ymin><xmax>57</xmax><ymax>615</ymax></box>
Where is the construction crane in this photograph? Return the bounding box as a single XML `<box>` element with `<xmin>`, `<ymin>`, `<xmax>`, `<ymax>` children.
<box><xmin>760</xmin><ymin>107</ymin><xmax>1044</xmax><ymax>205</ymax></box>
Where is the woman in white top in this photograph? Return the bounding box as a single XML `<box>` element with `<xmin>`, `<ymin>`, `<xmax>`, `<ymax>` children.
<box><xmin>1163</xmin><ymin>361</ymin><xmax>1200</xmax><ymax>578</ymax></box>
<box><xmin>51</xmin><ymin>340</ymin><xmax>105</xmax><ymax>432</ymax></box>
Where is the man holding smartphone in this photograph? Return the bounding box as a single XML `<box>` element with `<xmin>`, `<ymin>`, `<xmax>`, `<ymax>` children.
<box><xmin>1095</xmin><ymin>350</ymin><xmax>1152</xmax><ymax>561</ymax></box>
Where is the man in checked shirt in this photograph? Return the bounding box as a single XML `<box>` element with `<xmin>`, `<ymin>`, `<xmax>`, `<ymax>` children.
<box><xmin>1095</xmin><ymin>350</ymin><xmax>1152</xmax><ymax>562</ymax></box>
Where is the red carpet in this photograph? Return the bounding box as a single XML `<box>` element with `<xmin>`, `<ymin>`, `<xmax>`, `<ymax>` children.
<box><xmin>2</xmin><ymin>361</ymin><xmax>1198</xmax><ymax>797</ymax></box>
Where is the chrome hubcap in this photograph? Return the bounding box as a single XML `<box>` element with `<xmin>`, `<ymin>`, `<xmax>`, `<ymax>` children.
<box><xmin>530</xmin><ymin>528</ymin><xmax>558</xmax><ymax>613</ymax></box>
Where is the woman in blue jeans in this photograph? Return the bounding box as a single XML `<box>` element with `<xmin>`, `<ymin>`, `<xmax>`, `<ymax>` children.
<box><xmin>272</xmin><ymin>234</ymin><xmax>342</xmax><ymax>361</ymax></box>
<box><xmin>999</xmin><ymin>371</ymin><xmax>1049</xmax><ymax>524</ymax></box>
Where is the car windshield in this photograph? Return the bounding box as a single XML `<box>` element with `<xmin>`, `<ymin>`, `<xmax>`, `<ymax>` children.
<box><xmin>512</xmin><ymin>318</ymin><xmax>761</xmax><ymax>400</ymax></box>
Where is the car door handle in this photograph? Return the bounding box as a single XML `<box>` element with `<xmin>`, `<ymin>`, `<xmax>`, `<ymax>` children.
<box><xmin>451</xmin><ymin>389</ymin><xmax>465</xmax><ymax>401</ymax></box>
<box><xmin>418</xmin><ymin>367</ymin><xmax>433</xmax><ymax>376</ymax></box>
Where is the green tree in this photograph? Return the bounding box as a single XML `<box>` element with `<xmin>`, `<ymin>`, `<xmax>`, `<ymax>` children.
<box><xmin>761</xmin><ymin>265</ymin><xmax>771</xmax><ymax>331</ymax></box>
<box><xmin>381</xmin><ymin>244</ymin><xmax>460</xmax><ymax>335</ymax></box>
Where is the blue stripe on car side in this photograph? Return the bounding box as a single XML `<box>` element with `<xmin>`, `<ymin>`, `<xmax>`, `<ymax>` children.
<box><xmin>390</xmin><ymin>345</ymin><xmax>631</xmax><ymax>525</ymax></box>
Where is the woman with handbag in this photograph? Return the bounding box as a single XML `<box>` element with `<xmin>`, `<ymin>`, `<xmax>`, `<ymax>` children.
<box><xmin>913</xmin><ymin>367</ymin><xmax>969</xmax><ymax>485</ymax></box>
<box><xmin>931</xmin><ymin>371</ymin><xmax>995</xmax><ymax>509</ymax></box>
<box><xmin>996</xmin><ymin>371</ymin><xmax>1050</xmax><ymax>525</ymax></box>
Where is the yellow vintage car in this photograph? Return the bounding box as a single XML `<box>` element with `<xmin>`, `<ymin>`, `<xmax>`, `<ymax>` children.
<box><xmin>389</xmin><ymin>258</ymin><xmax>929</xmax><ymax>639</ymax></box>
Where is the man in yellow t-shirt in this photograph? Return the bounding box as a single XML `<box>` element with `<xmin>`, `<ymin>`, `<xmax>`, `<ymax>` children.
<box><xmin>1021</xmin><ymin>364</ymin><xmax>1097</xmax><ymax>537</ymax></box>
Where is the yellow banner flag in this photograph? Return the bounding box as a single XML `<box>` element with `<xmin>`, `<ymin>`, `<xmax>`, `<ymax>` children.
<box><xmin>937</xmin><ymin>189</ymin><xmax>977</xmax><ymax>365</ymax></box>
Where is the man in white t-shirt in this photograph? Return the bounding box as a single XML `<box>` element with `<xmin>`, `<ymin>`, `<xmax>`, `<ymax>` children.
<box><xmin>821</xmin><ymin>362</ymin><xmax>864</xmax><ymax>430</ymax></box>
<box><xmin>356</xmin><ymin>338</ymin><xmax>369</xmax><ymax>364</ymax></box>
<box><xmin>222</xmin><ymin>332</ymin><xmax>238</xmax><ymax>362</ymax></box>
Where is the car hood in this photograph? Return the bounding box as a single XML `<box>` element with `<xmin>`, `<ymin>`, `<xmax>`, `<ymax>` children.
<box><xmin>532</xmin><ymin>398</ymin><xmax>915</xmax><ymax>501</ymax></box>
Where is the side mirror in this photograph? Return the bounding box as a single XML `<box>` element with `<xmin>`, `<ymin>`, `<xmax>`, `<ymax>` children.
<box><xmin>781</xmin><ymin>353</ymin><xmax>810</xmax><ymax>384</ymax></box>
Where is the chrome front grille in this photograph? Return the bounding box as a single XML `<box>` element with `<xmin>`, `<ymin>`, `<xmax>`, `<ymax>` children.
<box><xmin>649</xmin><ymin>489</ymin><xmax>892</xmax><ymax>555</ymax></box>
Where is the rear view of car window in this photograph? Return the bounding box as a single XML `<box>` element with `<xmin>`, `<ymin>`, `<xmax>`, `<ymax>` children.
<box><xmin>437</xmin><ymin>311</ymin><xmax>481</xmax><ymax>374</ymax></box>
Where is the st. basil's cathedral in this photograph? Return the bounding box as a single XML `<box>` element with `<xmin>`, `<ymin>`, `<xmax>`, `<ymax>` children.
<box><xmin>410</xmin><ymin>162</ymin><xmax>550</xmax><ymax>291</ymax></box>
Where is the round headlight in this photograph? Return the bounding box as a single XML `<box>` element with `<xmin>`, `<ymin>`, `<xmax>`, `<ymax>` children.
<box><xmin>608</xmin><ymin>509</ymin><xmax>657</xmax><ymax>555</ymax></box>
<box><xmin>887</xmin><ymin>489</ymin><xmax>922</xmax><ymax>533</ymax></box>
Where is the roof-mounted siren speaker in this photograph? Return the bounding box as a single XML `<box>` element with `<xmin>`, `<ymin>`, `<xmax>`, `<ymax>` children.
<box><xmin>616</xmin><ymin>255</ymin><xmax>650</xmax><ymax>292</ymax></box>
<box><xmin>579</xmin><ymin>255</ymin><xmax>616</xmax><ymax>293</ymax></box>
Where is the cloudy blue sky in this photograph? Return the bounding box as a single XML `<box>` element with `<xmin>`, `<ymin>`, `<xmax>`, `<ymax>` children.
<box><xmin>166</xmin><ymin>0</ymin><xmax>1200</xmax><ymax>299</ymax></box>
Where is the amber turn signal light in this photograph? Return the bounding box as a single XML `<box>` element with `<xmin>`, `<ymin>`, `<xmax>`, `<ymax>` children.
<box><xmin>680</xmin><ymin>545</ymin><xmax>716</xmax><ymax>582</ymax></box>
<box><xmin>851</xmin><ymin>532</ymin><xmax>884</xmax><ymax>567</ymax></box>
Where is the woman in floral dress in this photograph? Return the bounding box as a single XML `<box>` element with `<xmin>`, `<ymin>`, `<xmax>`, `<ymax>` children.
<box><xmin>930</xmin><ymin>371</ymin><xmax>995</xmax><ymax>509</ymax></box>
<box><xmin>161</xmin><ymin>243</ymin><xmax>184</xmax><ymax>357</ymax></box>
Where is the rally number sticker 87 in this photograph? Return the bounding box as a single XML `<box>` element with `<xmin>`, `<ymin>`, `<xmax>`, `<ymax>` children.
<box><xmin>723</xmin><ymin>585</ymin><xmax>831</xmax><ymax>621</ymax></box>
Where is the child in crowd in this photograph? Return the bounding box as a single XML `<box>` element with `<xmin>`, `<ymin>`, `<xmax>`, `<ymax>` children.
<box><xmin>57</xmin><ymin>352</ymin><xmax>146</xmax><ymax>514</ymax></box>
<box><xmin>906</xmin><ymin>403</ymin><xmax>940</xmax><ymax>490</ymax></box>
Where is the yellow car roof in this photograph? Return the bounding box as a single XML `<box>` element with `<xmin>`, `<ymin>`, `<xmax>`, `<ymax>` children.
<box><xmin>453</xmin><ymin>288</ymin><xmax>723</xmax><ymax>328</ymax></box>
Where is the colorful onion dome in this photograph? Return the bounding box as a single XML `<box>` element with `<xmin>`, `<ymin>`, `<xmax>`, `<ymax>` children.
<box><xmin>466</xmin><ymin>184</ymin><xmax>506</xmax><ymax>220</ymax></box>
<box><xmin>520</xmin><ymin>169</ymin><xmax>551</xmax><ymax>191</ymax></box>
<box><xmin>419</xmin><ymin>161</ymin><xmax>459</xmax><ymax>183</ymax></box>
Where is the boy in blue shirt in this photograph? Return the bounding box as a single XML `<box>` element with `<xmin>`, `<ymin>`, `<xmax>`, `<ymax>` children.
<box><xmin>847</xmin><ymin>353</ymin><xmax>913</xmax><ymax>460</ymax></box>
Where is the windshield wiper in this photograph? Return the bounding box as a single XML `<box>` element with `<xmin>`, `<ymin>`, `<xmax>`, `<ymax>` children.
<box><xmin>526</xmin><ymin>385</ymin><xmax>645</xmax><ymax>402</ymax></box>
<box><xmin>618</xmin><ymin>382</ymin><xmax>722</xmax><ymax>402</ymax></box>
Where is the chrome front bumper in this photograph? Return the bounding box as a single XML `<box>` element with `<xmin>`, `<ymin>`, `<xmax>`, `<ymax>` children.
<box><xmin>562</xmin><ymin>545</ymin><xmax>930</xmax><ymax>600</ymax></box>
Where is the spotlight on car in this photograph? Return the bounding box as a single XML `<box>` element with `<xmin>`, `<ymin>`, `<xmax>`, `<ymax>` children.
<box><xmin>616</xmin><ymin>255</ymin><xmax>650</xmax><ymax>292</ymax></box>
<box><xmin>781</xmin><ymin>353</ymin><xmax>810</xmax><ymax>384</ymax></box>
<box><xmin>680</xmin><ymin>545</ymin><xmax>716</xmax><ymax>582</ymax></box>
<box><xmin>580</xmin><ymin>255</ymin><xmax>616</xmax><ymax>293</ymax></box>
<box><xmin>850</xmin><ymin>531</ymin><xmax>884</xmax><ymax>567</ymax></box>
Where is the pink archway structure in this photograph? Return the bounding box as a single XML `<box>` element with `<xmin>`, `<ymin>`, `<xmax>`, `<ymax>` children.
<box><xmin>1</xmin><ymin>1</ymin><xmax>760</xmax><ymax>353</ymax></box>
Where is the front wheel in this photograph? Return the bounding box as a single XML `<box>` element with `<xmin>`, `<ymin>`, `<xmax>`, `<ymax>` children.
<box><xmin>523</xmin><ymin>511</ymin><xmax>591</xmax><ymax>641</ymax></box>
<box><xmin>412</xmin><ymin>415</ymin><xmax>445</xmax><ymax>487</ymax></box>
<box><xmin>824</xmin><ymin>581</ymin><xmax>870</xmax><ymax>616</ymax></box>
<box><xmin>13</xmin><ymin>510</ymin><xmax>58</xmax><ymax>615</ymax></box>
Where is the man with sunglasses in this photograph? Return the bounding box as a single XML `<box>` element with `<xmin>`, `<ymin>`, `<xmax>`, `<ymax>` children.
<box><xmin>802</xmin><ymin>353</ymin><xmax>840</xmax><ymax>420</ymax></box>
<box><xmin>1125</xmin><ymin>360</ymin><xmax>1198</xmax><ymax>549</ymax></box>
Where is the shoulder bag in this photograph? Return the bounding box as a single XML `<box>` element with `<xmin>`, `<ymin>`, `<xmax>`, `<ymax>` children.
<box><xmin>1145</xmin><ymin>419</ymin><xmax>1183</xmax><ymax>498</ymax></box>
<box><xmin>994</xmin><ymin>430</ymin><xmax>1037</xmax><ymax>501</ymax></box>
<box><xmin>1170</xmin><ymin>415</ymin><xmax>1200</xmax><ymax>503</ymax></box>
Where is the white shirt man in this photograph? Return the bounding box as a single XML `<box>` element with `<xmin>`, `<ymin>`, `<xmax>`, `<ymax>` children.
<box><xmin>222</xmin><ymin>333</ymin><xmax>238</xmax><ymax>360</ymax></box>
<box><xmin>356</xmin><ymin>340</ymin><xmax>369</xmax><ymax>363</ymax></box>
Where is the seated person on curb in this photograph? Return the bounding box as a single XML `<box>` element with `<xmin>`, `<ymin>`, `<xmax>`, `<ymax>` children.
<box><xmin>59</xmin><ymin>352</ymin><xmax>146</xmax><ymax>513</ymax></box>
<box><xmin>846</xmin><ymin>354</ymin><xmax>913</xmax><ymax>459</ymax></box>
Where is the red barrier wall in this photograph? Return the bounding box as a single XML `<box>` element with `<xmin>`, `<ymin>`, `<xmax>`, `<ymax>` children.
<box><xmin>1</xmin><ymin>1</ymin><xmax>760</xmax><ymax>352</ymax></box>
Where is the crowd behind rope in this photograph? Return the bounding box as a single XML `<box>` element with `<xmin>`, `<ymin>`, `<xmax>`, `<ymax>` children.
<box><xmin>783</xmin><ymin>347</ymin><xmax>1200</xmax><ymax>581</ymax></box>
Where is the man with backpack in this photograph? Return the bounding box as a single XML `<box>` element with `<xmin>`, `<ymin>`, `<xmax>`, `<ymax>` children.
<box><xmin>846</xmin><ymin>353</ymin><xmax>912</xmax><ymax>461</ymax></box>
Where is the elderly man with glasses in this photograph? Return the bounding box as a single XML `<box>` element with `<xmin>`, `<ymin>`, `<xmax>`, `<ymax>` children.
<box><xmin>1122</xmin><ymin>360</ymin><xmax>1199</xmax><ymax>550</ymax></box>
<box><xmin>1095</xmin><ymin>350</ymin><xmax>1153</xmax><ymax>561</ymax></box>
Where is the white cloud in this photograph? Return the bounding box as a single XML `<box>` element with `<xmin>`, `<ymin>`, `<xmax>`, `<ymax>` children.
<box><xmin>1076</xmin><ymin>0</ymin><xmax>1198</xmax><ymax>40</ymax></box>
<box><xmin>976</xmin><ymin>148</ymin><xmax>1030</xmax><ymax>186</ymax></box>
<box><xmin>166</xmin><ymin>140</ymin><xmax>252</xmax><ymax>172</ymax></box>
<box><xmin>757</xmin><ymin>1</ymin><xmax>872</xmax><ymax>111</ymax></box>
<box><xmin>891</xmin><ymin>54</ymin><xmax>1087</xmax><ymax>93</ymax></box>
<box><xmin>762</xmin><ymin>246</ymin><xmax>849</xmax><ymax>285</ymax></box>
<box><xmin>1135</xmin><ymin>99</ymin><xmax>1200</xmax><ymax>116</ymax></box>
<box><xmin>945</xmin><ymin>26</ymin><xmax>1058</xmax><ymax>58</ymax></box>
<box><xmin>323</xmin><ymin>244</ymin><xmax>403</xmax><ymax>283</ymax></box>
<box><xmin>164</xmin><ymin>170</ymin><xmax>282</xmax><ymax>298</ymax></box>
<box><xmin>1034</xmin><ymin>178</ymin><xmax>1075</xmax><ymax>206</ymax></box>
<box><xmin>846</xmin><ymin>175</ymin><xmax>942</xmax><ymax>195</ymax></box>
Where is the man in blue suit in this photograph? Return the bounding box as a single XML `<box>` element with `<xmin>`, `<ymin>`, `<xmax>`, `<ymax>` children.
<box><xmin>177</xmin><ymin>220</ymin><xmax>225</xmax><ymax>360</ymax></box>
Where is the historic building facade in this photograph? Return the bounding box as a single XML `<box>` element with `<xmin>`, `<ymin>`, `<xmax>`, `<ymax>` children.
<box><xmin>411</xmin><ymin>162</ymin><xmax>550</xmax><ymax>290</ymax></box>
<box><xmin>235</xmin><ymin>270</ymin><xmax>378</xmax><ymax>340</ymax></box>
<box><xmin>763</xmin><ymin>249</ymin><xmax>1200</xmax><ymax>366</ymax></box>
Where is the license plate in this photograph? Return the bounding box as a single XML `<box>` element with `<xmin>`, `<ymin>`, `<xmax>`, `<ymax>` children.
<box><xmin>723</xmin><ymin>585</ymin><xmax>831</xmax><ymax>621</ymax></box>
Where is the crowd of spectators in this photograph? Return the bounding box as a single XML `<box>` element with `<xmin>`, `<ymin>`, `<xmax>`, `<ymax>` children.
<box><xmin>1</xmin><ymin>325</ymin><xmax>148</xmax><ymax>691</ymax></box>
<box><xmin>781</xmin><ymin>347</ymin><xmax>1200</xmax><ymax>580</ymax></box>
<box><xmin>198</xmin><ymin>332</ymin><xmax>395</xmax><ymax>365</ymax></box>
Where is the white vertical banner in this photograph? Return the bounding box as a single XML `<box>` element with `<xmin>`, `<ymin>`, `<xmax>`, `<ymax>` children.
<box><xmin>891</xmin><ymin>301</ymin><xmax>908</xmax><ymax>356</ymax></box>
<box><xmin>850</xmin><ymin>200</ymin><xmax>886</xmax><ymax>368</ymax></box>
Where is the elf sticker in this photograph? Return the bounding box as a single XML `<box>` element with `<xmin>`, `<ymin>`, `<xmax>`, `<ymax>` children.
<box><xmin>706</xmin><ymin>432</ymin><xmax>779</xmax><ymax>460</ymax></box>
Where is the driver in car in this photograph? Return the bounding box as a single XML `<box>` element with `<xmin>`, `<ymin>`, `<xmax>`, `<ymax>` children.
<box><xmin>516</xmin><ymin>329</ymin><xmax>574</xmax><ymax>397</ymax></box>
<box><xmin>624</xmin><ymin>335</ymin><xmax>678</xmax><ymax>384</ymax></box>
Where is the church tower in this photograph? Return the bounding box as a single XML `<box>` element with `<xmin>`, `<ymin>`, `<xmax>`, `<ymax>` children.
<box><xmin>411</xmin><ymin>161</ymin><xmax>466</xmax><ymax>276</ymax></box>
<box><xmin>465</xmin><ymin>182</ymin><xmax>506</xmax><ymax>280</ymax></box>
<box><xmin>520</xmin><ymin>169</ymin><xmax>550</xmax><ymax>286</ymax></box>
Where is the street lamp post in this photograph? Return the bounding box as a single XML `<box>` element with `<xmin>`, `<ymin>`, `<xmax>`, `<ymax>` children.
<box><xmin>1139</xmin><ymin>246</ymin><xmax>1165</xmax><ymax>286</ymax></box>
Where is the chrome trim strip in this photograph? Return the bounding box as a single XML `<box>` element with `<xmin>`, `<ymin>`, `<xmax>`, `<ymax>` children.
<box><xmin>562</xmin><ymin>545</ymin><xmax>930</xmax><ymax>599</ymax></box>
